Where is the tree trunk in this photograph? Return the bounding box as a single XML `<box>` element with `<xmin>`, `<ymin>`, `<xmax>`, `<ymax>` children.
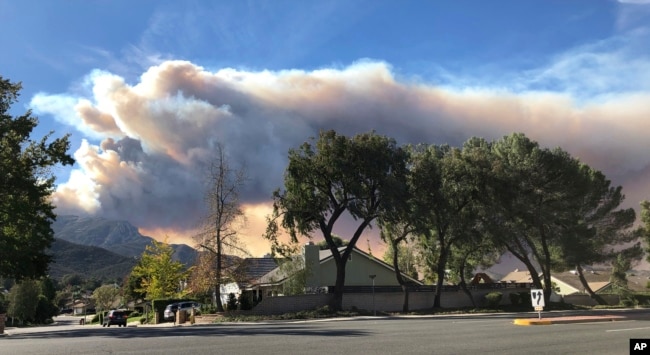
<box><xmin>215</xmin><ymin>236</ymin><xmax>224</xmax><ymax>312</ymax></box>
<box><xmin>402</xmin><ymin>285</ymin><xmax>410</xmax><ymax>314</ymax></box>
<box><xmin>331</xmin><ymin>261</ymin><xmax>346</xmax><ymax>311</ymax></box>
<box><xmin>458</xmin><ymin>258</ymin><xmax>476</xmax><ymax>308</ymax></box>
<box><xmin>391</xmin><ymin>238</ymin><xmax>410</xmax><ymax>313</ymax></box>
<box><xmin>433</xmin><ymin>246</ymin><xmax>448</xmax><ymax>309</ymax></box>
<box><xmin>576</xmin><ymin>265</ymin><xmax>607</xmax><ymax>305</ymax></box>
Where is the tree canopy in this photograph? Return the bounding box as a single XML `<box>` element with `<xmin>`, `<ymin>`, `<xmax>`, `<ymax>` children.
<box><xmin>131</xmin><ymin>239</ymin><xmax>190</xmax><ymax>300</ymax></box>
<box><xmin>266</xmin><ymin>130</ymin><xmax>408</xmax><ymax>310</ymax></box>
<box><xmin>0</xmin><ymin>76</ymin><xmax>74</xmax><ymax>280</ymax></box>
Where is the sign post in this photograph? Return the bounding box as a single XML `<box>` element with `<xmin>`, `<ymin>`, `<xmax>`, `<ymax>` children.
<box><xmin>530</xmin><ymin>289</ymin><xmax>545</xmax><ymax>320</ymax></box>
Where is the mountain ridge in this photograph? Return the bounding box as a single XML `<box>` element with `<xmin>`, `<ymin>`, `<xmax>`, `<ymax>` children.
<box><xmin>52</xmin><ymin>215</ymin><xmax>198</xmax><ymax>266</ymax></box>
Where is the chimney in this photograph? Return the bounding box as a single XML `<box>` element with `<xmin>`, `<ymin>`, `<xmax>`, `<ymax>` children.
<box><xmin>304</xmin><ymin>242</ymin><xmax>320</xmax><ymax>289</ymax></box>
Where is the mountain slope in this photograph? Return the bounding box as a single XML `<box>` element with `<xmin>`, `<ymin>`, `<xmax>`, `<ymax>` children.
<box><xmin>52</xmin><ymin>215</ymin><xmax>198</xmax><ymax>265</ymax></box>
<box><xmin>48</xmin><ymin>238</ymin><xmax>138</xmax><ymax>282</ymax></box>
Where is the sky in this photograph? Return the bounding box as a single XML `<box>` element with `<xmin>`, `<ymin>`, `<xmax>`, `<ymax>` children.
<box><xmin>2</xmin><ymin>0</ymin><xmax>650</xmax><ymax>258</ymax></box>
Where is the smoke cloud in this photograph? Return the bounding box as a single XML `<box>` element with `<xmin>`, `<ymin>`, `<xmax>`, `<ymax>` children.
<box><xmin>32</xmin><ymin>59</ymin><xmax>650</xmax><ymax>255</ymax></box>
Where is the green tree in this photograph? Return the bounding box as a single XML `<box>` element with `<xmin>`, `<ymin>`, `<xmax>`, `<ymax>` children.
<box><xmin>131</xmin><ymin>239</ymin><xmax>190</xmax><ymax>300</ymax></box>
<box><xmin>410</xmin><ymin>138</ymin><xmax>492</xmax><ymax>308</ymax></box>
<box><xmin>39</xmin><ymin>277</ymin><xmax>57</xmax><ymax>302</ymax></box>
<box><xmin>92</xmin><ymin>284</ymin><xmax>120</xmax><ymax>322</ymax></box>
<box><xmin>123</xmin><ymin>270</ymin><xmax>146</xmax><ymax>302</ymax></box>
<box><xmin>7</xmin><ymin>279</ymin><xmax>40</xmax><ymax>324</ymax></box>
<box><xmin>0</xmin><ymin>76</ymin><xmax>74</xmax><ymax>280</ymax></box>
<box><xmin>317</xmin><ymin>235</ymin><xmax>348</xmax><ymax>250</ymax></box>
<box><xmin>558</xmin><ymin>166</ymin><xmax>638</xmax><ymax>305</ymax></box>
<box><xmin>381</xmin><ymin>236</ymin><xmax>419</xmax><ymax>281</ymax></box>
<box><xmin>638</xmin><ymin>200</ymin><xmax>650</xmax><ymax>265</ymax></box>
<box><xmin>485</xmin><ymin>133</ymin><xmax>592</xmax><ymax>302</ymax></box>
<box><xmin>278</xmin><ymin>256</ymin><xmax>308</xmax><ymax>296</ymax></box>
<box><xmin>193</xmin><ymin>143</ymin><xmax>248</xmax><ymax>312</ymax></box>
<box><xmin>266</xmin><ymin>130</ymin><xmax>408</xmax><ymax>311</ymax></box>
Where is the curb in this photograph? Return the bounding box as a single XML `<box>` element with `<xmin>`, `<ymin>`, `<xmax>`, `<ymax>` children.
<box><xmin>513</xmin><ymin>318</ymin><xmax>553</xmax><ymax>325</ymax></box>
<box><xmin>513</xmin><ymin>315</ymin><xmax>624</xmax><ymax>326</ymax></box>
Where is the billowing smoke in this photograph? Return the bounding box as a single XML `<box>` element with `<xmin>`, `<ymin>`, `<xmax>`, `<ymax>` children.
<box><xmin>32</xmin><ymin>60</ymin><xmax>650</xmax><ymax>254</ymax></box>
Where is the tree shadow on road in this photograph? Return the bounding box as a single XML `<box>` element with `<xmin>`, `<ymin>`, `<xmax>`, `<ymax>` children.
<box><xmin>3</xmin><ymin>324</ymin><xmax>370</xmax><ymax>340</ymax></box>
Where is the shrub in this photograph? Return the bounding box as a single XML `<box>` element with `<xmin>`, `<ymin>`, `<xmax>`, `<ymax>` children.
<box><xmin>227</xmin><ymin>293</ymin><xmax>238</xmax><ymax>311</ymax></box>
<box><xmin>508</xmin><ymin>292</ymin><xmax>521</xmax><ymax>306</ymax></box>
<box><xmin>519</xmin><ymin>292</ymin><xmax>532</xmax><ymax>307</ymax></box>
<box><xmin>238</xmin><ymin>292</ymin><xmax>252</xmax><ymax>310</ymax></box>
<box><xmin>484</xmin><ymin>292</ymin><xmax>503</xmax><ymax>308</ymax></box>
<box><xmin>202</xmin><ymin>303</ymin><xmax>217</xmax><ymax>314</ymax></box>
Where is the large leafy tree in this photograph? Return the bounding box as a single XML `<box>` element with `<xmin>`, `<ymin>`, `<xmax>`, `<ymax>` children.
<box><xmin>131</xmin><ymin>239</ymin><xmax>190</xmax><ymax>300</ymax></box>
<box><xmin>193</xmin><ymin>143</ymin><xmax>248</xmax><ymax>312</ymax></box>
<box><xmin>411</xmin><ymin>138</ymin><xmax>491</xmax><ymax>308</ymax></box>
<box><xmin>0</xmin><ymin>77</ymin><xmax>74</xmax><ymax>280</ymax></box>
<box><xmin>7</xmin><ymin>279</ymin><xmax>41</xmax><ymax>324</ymax></box>
<box><xmin>266</xmin><ymin>130</ymin><xmax>408</xmax><ymax>311</ymax></box>
<box><xmin>485</xmin><ymin>133</ymin><xmax>593</xmax><ymax>302</ymax></box>
<box><xmin>558</xmin><ymin>166</ymin><xmax>638</xmax><ymax>304</ymax></box>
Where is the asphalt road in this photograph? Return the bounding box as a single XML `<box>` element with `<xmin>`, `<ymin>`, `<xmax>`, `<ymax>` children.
<box><xmin>2</xmin><ymin>311</ymin><xmax>649</xmax><ymax>354</ymax></box>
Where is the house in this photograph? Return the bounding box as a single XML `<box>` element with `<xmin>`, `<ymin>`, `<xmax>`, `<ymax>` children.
<box><xmin>551</xmin><ymin>270</ymin><xmax>613</xmax><ymax>295</ymax></box>
<box><xmin>72</xmin><ymin>299</ymin><xmax>95</xmax><ymax>315</ymax></box>
<box><xmin>253</xmin><ymin>242</ymin><xmax>423</xmax><ymax>297</ymax></box>
<box><xmin>218</xmin><ymin>257</ymin><xmax>278</xmax><ymax>305</ymax></box>
<box><xmin>499</xmin><ymin>268</ymin><xmax>617</xmax><ymax>296</ymax></box>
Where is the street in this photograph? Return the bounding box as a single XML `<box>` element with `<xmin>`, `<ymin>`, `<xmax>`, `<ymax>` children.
<box><xmin>1</xmin><ymin>311</ymin><xmax>649</xmax><ymax>354</ymax></box>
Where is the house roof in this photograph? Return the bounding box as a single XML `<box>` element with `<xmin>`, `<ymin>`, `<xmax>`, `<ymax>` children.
<box><xmin>499</xmin><ymin>269</ymin><xmax>533</xmax><ymax>283</ymax></box>
<box><xmin>257</xmin><ymin>246</ymin><xmax>423</xmax><ymax>286</ymax></box>
<box><xmin>552</xmin><ymin>270</ymin><xmax>612</xmax><ymax>294</ymax></box>
<box><xmin>499</xmin><ymin>268</ymin><xmax>616</xmax><ymax>294</ymax></box>
<box><xmin>232</xmin><ymin>258</ymin><xmax>278</xmax><ymax>283</ymax></box>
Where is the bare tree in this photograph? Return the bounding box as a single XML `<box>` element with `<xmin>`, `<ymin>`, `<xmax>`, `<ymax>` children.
<box><xmin>193</xmin><ymin>144</ymin><xmax>248</xmax><ymax>312</ymax></box>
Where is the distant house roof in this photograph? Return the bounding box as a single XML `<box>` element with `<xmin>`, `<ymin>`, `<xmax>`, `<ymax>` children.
<box><xmin>470</xmin><ymin>273</ymin><xmax>494</xmax><ymax>285</ymax></box>
<box><xmin>499</xmin><ymin>268</ymin><xmax>619</xmax><ymax>295</ymax></box>
<box><xmin>552</xmin><ymin>270</ymin><xmax>612</xmax><ymax>294</ymax></box>
<box><xmin>500</xmin><ymin>269</ymin><xmax>533</xmax><ymax>284</ymax></box>
<box><xmin>232</xmin><ymin>258</ymin><xmax>279</xmax><ymax>284</ymax></box>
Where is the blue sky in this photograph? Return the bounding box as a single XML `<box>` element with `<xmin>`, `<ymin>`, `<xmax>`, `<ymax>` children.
<box><xmin>2</xmin><ymin>0</ymin><xmax>650</xmax><ymax>255</ymax></box>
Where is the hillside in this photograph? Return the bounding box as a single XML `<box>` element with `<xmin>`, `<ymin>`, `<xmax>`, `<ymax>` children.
<box><xmin>48</xmin><ymin>238</ymin><xmax>138</xmax><ymax>282</ymax></box>
<box><xmin>52</xmin><ymin>215</ymin><xmax>198</xmax><ymax>265</ymax></box>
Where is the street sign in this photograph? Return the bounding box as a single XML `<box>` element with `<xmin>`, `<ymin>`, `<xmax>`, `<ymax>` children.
<box><xmin>530</xmin><ymin>289</ymin><xmax>545</xmax><ymax>308</ymax></box>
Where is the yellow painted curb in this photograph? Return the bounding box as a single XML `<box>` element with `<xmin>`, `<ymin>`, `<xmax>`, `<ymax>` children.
<box><xmin>513</xmin><ymin>318</ymin><xmax>552</xmax><ymax>326</ymax></box>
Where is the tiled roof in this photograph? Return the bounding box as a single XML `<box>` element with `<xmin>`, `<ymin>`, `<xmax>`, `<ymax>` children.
<box><xmin>233</xmin><ymin>258</ymin><xmax>279</xmax><ymax>282</ymax></box>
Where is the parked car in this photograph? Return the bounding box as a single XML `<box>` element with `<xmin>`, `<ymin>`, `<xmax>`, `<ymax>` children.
<box><xmin>102</xmin><ymin>310</ymin><xmax>127</xmax><ymax>327</ymax></box>
<box><xmin>163</xmin><ymin>301</ymin><xmax>201</xmax><ymax>321</ymax></box>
